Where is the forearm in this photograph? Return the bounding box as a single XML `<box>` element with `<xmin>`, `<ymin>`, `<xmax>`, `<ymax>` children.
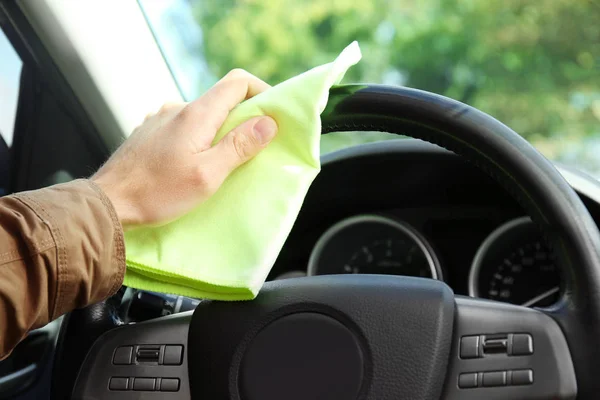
<box><xmin>0</xmin><ymin>179</ymin><xmax>125</xmax><ymax>359</ymax></box>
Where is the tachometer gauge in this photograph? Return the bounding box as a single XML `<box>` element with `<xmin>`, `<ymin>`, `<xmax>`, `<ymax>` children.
<box><xmin>469</xmin><ymin>217</ymin><xmax>561</xmax><ymax>307</ymax></box>
<box><xmin>308</xmin><ymin>215</ymin><xmax>441</xmax><ymax>280</ymax></box>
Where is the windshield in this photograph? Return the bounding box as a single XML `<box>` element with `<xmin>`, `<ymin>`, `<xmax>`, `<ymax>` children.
<box><xmin>140</xmin><ymin>0</ymin><xmax>599</xmax><ymax>177</ymax></box>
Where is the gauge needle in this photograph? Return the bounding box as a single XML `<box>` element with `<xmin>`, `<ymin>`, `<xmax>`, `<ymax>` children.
<box><xmin>521</xmin><ymin>286</ymin><xmax>560</xmax><ymax>307</ymax></box>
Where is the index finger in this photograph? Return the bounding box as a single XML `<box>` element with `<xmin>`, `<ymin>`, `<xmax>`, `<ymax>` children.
<box><xmin>189</xmin><ymin>69</ymin><xmax>270</xmax><ymax>130</ymax></box>
<box><xmin>212</xmin><ymin>68</ymin><xmax>271</xmax><ymax>104</ymax></box>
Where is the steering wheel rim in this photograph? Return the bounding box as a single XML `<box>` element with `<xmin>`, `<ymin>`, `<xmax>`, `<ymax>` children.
<box><xmin>321</xmin><ymin>84</ymin><xmax>600</xmax><ymax>396</ymax></box>
<box><xmin>54</xmin><ymin>85</ymin><xmax>600</xmax><ymax>400</ymax></box>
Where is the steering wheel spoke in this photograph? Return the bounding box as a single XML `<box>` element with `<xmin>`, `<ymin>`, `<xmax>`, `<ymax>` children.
<box><xmin>71</xmin><ymin>312</ymin><xmax>193</xmax><ymax>399</ymax></box>
<box><xmin>442</xmin><ymin>296</ymin><xmax>576</xmax><ymax>399</ymax></box>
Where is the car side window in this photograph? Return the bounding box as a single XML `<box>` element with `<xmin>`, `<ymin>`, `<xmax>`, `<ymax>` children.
<box><xmin>0</xmin><ymin>28</ymin><xmax>21</xmax><ymax>147</ymax></box>
<box><xmin>0</xmin><ymin>28</ymin><xmax>22</xmax><ymax>194</ymax></box>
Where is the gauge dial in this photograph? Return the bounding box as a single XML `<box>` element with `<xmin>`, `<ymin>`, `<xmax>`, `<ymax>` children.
<box><xmin>344</xmin><ymin>239</ymin><xmax>430</xmax><ymax>277</ymax></box>
<box><xmin>308</xmin><ymin>215</ymin><xmax>441</xmax><ymax>279</ymax></box>
<box><xmin>469</xmin><ymin>217</ymin><xmax>561</xmax><ymax>307</ymax></box>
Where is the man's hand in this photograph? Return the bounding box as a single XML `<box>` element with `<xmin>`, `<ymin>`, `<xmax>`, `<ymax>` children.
<box><xmin>92</xmin><ymin>70</ymin><xmax>278</xmax><ymax>227</ymax></box>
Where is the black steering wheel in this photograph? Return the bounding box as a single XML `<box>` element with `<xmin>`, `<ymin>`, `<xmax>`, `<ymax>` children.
<box><xmin>53</xmin><ymin>85</ymin><xmax>600</xmax><ymax>400</ymax></box>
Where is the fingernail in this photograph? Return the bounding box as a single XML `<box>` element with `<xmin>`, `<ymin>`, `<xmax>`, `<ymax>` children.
<box><xmin>253</xmin><ymin>117</ymin><xmax>278</xmax><ymax>144</ymax></box>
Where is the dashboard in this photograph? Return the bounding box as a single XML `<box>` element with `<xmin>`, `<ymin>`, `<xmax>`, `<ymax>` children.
<box><xmin>267</xmin><ymin>139</ymin><xmax>600</xmax><ymax>308</ymax></box>
<box><xmin>300</xmin><ymin>213</ymin><xmax>557</xmax><ymax>307</ymax></box>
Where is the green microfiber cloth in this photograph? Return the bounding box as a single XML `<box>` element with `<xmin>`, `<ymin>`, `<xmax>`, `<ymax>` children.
<box><xmin>123</xmin><ymin>42</ymin><xmax>362</xmax><ymax>300</ymax></box>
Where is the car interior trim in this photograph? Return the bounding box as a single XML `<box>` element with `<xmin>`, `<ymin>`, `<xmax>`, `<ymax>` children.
<box><xmin>14</xmin><ymin>0</ymin><xmax>182</xmax><ymax>149</ymax></box>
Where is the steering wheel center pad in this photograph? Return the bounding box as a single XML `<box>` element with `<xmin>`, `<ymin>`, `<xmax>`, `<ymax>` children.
<box><xmin>191</xmin><ymin>275</ymin><xmax>453</xmax><ymax>400</ymax></box>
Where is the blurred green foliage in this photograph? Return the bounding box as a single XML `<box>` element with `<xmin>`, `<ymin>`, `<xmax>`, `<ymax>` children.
<box><xmin>192</xmin><ymin>0</ymin><xmax>600</xmax><ymax>155</ymax></box>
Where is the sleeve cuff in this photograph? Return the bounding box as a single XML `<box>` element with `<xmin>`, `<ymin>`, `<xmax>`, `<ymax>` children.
<box><xmin>14</xmin><ymin>179</ymin><xmax>126</xmax><ymax>319</ymax></box>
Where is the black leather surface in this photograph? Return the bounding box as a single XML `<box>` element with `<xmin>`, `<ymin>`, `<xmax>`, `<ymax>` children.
<box><xmin>321</xmin><ymin>84</ymin><xmax>600</xmax><ymax>398</ymax></box>
<box><xmin>188</xmin><ymin>275</ymin><xmax>455</xmax><ymax>400</ymax></box>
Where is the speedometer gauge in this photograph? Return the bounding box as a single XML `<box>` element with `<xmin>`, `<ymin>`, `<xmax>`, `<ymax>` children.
<box><xmin>469</xmin><ymin>217</ymin><xmax>561</xmax><ymax>307</ymax></box>
<box><xmin>308</xmin><ymin>215</ymin><xmax>441</xmax><ymax>280</ymax></box>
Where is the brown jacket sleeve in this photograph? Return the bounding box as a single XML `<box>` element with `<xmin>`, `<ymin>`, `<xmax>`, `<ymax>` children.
<box><xmin>0</xmin><ymin>179</ymin><xmax>126</xmax><ymax>359</ymax></box>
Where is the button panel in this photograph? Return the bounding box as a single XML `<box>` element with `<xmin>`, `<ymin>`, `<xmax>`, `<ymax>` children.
<box><xmin>109</xmin><ymin>377</ymin><xmax>180</xmax><ymax>392</ymax></box>
<box><xmin>457</xmin><ymin>370</ymin><xmax>534</xmax><ymax>390</ymax></box>
<box><xmin>109</xmin><ymin>343</ymin><xmax>185</xmax><ymax>393</ymax></box>
<box><xmin>112</xmin><ymin>344</ymin><xmax>184</xmax><ymax>365</ymax></box>
<box><xmin>459</xmin><ymin>333</ymin><xmax>534</xmax><ymax>359</ymax></box>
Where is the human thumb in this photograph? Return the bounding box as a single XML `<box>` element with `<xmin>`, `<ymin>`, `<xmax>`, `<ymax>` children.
<box><xmin>204</xmin><ymin>116</ymin><xmax>278</xmax><ymax>177</ymax></box>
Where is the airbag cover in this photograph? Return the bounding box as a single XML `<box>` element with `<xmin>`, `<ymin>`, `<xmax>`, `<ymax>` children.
<box><xmin>188</xmin><ymin>274</ymin><xmax>454</xmax><ymax>400</ymax></box>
